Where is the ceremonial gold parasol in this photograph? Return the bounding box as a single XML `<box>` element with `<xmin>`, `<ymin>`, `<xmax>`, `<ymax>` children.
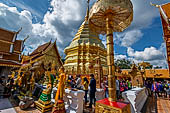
<box><xmin>89</xmin><ymin>0</ymin><xmax>133</xmax><ymax>101</ymax></box>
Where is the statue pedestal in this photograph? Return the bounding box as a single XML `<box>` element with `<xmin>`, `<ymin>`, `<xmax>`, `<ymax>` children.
<box><xmin>95</xmin><ymin>98</ymin><xmax>131</xmax><ymax>113</ymax></box>
<box><xmin>35</xmin><ymin>100</ymin><xmax>53</xmax><ymax>113</ymax></box>
<box><xmin>122</xmin><ymin>87</ymin><xmax>148</xmax><ymax>113</ymax></box>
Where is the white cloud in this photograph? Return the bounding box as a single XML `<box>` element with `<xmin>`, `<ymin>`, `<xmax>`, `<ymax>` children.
<box><xmin>115</xmin><ymin>54</ymin><xmax>127</xmax><ymax>60</ymax></box>
<box><xmin>127</xmin><ymin>46</ymin><xmax>167</xmax><ymax>68</ymax></box>
<box><xmin>117</xmin><ymin>29</ymin><xmax>143</xmax><ymax>47</ymax></box>
<box><xmin>0</xmin><ymin>0</ymin><xmax>88</xmax><ymax>56</ymax></box>
<box><xmin>127</xmin><ymin>46</ymin><xmax>164</xmax><ymax>61</ymax></box>
<box><xmin>115</xmin><ymin>0</ymin><xmax>169</xmax><ymax>47</ymax></box>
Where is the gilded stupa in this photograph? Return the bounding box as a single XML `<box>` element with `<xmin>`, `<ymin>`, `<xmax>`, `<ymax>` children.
<box><xmin>64</xmin><ymin>2</ymin><xmax>107</xmax><ymax>75</ymax></box>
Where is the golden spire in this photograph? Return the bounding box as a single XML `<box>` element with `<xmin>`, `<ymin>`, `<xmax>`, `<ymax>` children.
<box><xmin>85</xmin><ymin>0</ymin><xmax>90</xmax><ymax>21</ymax></box>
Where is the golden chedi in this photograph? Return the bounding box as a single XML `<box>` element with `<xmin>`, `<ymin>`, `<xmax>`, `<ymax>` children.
<box><xmin>64</xmin><ymin>4</ymin><xmax>107</xmax><ymax>75</ymax></box>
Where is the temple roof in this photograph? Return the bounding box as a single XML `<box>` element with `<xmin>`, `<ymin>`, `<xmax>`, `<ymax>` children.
<box><xmin>0</xmin><ymin>59</ymin><xmax>21</xmax><ymax>67</ymax></box>
<box><xmin>0</xmin><ymin>27</ymin><xmax>24</xmax><ymax>67</ymax></box>
<box><xmin>30</xmin><ymin>42</ymin><xmax>52</xmax><ymax>56</ymax></box>
<box><xmin>14</xmin><ymin>40</ymin><xmax>23</xmax><ymax>53</ymax></box>
<box><xmin>0</xmin><ymin>42</ymin><xmax>11</xmax><ymax>54</ymax></box>
<box><xmin>29</xmin><ymin>41</ymin><xmax>61</xmax><ymax>61</ymax></box>
<box><xmin>0</xmin><ymin>28</ymin><xmax>16</xmax><ymax>43</ymax></box>
<box><xmin>160</xmin><ymin>3</ymin><xmax>170</xmax><ymax>25</ymax></box>
<box><xmin>158</xmin><ymin>3</ymin><xmax>170</xmax><ymax>71</ymax></box>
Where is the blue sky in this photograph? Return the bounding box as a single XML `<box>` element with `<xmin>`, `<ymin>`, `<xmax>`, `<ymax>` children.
<box><xmin>0</xmin><ymin>0</ymin><xmax>169</xmax><ymax>68</ymax></box>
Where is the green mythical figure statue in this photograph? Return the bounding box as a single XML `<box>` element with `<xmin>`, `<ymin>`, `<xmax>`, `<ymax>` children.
<box><xmin>35</xmin><ymin>68</ymin><xmax>55</xmax><ymax>113</ymax></box>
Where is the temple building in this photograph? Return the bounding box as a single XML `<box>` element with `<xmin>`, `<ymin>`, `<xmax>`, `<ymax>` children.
<box><xmin>157</xmin><ymin>3</ymin><xmax>170</xmax><ymax>71</ymax></box>
<box><xmin>21</xmin><ymin>41</ymin><xmax>63</xmax><ymax>72</ymax></box>
<box><xmin>64</xmin><ymin>8</ymin><xmax>107</xmax><ymax>75</ymax></box>
<box><xmin>0</xmin><ymin>27</ymin><xmax>24</xmax><ymax>77</ymax></box>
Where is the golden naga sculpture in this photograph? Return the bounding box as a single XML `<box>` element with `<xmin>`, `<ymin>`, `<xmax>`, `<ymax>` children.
<box><xmin>52</xmin><ymin>66</ymin><xmax>66</xmax><ymax>113</ymax></box>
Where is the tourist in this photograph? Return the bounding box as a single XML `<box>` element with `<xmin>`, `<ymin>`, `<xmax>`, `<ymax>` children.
<box><xmin>151</xmin><ymin>81</ymin><xmax>158</xmax><ymax>97</ymax></box>
<box><xmin>127</xmin><ymin>80</ymin><xmax>132</xmax><ymax>90</ymax></box>
<box><xmin>159</xmin><ymin>81</ymin><xmax>163</xmax><ymax>97</ymax></box>
<box><xmin>75</xmin><ymin>74</ymin><xmax>82</xmax><ymax>89</ymax></box>
<box><xmin>70</xmin><ymin>76</ymin><xmax>75</xmax><ymax>88</ymax></box>
<box><xmin>115</xmin><ymin>77</ymin><xmax>120</xmax><ymax>100</ymax></box>
<box><xmin>104</xmin><ymin>77</ymin><xmax>108</xmax><ymax>98</ymax></box>
<box><xmin>88</xmin><ymin>74</ymin><xmax>96</xmax><ymax>108</ymax></box>
<box><xmin>83</xmin><ymin>77</ymin><xmax>89</xmax><ymax>104</ymax></box>
<box><xmin>167</xmin><ymin>81</ymin><xmax>170</xmax><ymax>100</ymax></box>
<box><xmin>119</xmin><ymin>80</ymin><xmax>124</xmax><ymax>99</ymax></box>
<box><xmin>148</xmin><ymin>80</ymin><xmax>152</xmax><ymax>96</ymax></box>
<box><xmin>123</xmin><ymin>81</ymin><xmax>128</xmax><ymax>91</ymax></box>
<box><xmin>163</xmin><ymin>81</ymin><xmax>168</xmax><ymax>98</ymax></box>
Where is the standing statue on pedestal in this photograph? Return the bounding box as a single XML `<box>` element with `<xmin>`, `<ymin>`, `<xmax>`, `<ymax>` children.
<box><xmin>52</xmin><ymin>67</ymin><xmax>66</xmax><ymax>113</ymax></box>
<box><xmin>35</xmin><ymin>68</ymin><xmax>54</xmax><ymax>113</ymax></box>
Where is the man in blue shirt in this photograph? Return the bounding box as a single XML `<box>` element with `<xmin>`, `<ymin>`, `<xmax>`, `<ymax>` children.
<box><xmin>88</xmin><ymin>74</ymin><xmax>96</xmax><ymax>108</ymax></box>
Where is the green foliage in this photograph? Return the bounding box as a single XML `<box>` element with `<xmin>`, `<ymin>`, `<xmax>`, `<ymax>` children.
<box><xmin>114</xmin><ymin>59</ymin><xmax>132</xmax><ymax>69</ymax></box>
<box><xmin>154</xmin><ymin>66</ymin><xmax>162</xmax><ymax>69</ymax></box>
<box><xmin>145</xmin><ymin>65</ymin><xmax>153</xmax><ymax>69</ymax></box>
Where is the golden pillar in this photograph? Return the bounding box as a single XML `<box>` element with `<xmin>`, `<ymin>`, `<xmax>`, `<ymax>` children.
<box><xmin>106</xmin><ymin>15</ymin><xmax>116</xmax><ymax>101</ymax></box>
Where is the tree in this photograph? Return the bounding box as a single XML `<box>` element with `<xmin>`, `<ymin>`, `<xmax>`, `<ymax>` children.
<box><xmin>154</xmin><ymin>66</ymin><xmax>162</xmax><ymax>69</ymax></box>
<box><xmin>114</xmin><ymin>59</ymin><xmax>132</xmax><ymax>69</ymax></box>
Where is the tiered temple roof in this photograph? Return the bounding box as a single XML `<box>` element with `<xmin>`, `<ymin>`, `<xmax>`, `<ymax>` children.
<box><xmin>22</xmin><ymin>41</ymin><xmax>63</xmax><ymax>69</ymax></box>
<box><xmin>0</xmin><ymin>27</ymin><xmax>24</xmax><ymax>67</ymax></box>
<box><xmin>158</xmin><ymin>3</ymin><xmax>170</xmax><ymax>71</ymax></box>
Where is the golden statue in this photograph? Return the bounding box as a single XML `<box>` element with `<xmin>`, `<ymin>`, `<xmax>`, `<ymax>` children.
<box><xmin>52</xmin><ymin>67</ymin><xmax>66</xmax><ymax>113</ymax></box>
<box><xmin>29</xmin><ymin>72</ymin><xmax>35</xmax><ymax>96</ymax></box>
